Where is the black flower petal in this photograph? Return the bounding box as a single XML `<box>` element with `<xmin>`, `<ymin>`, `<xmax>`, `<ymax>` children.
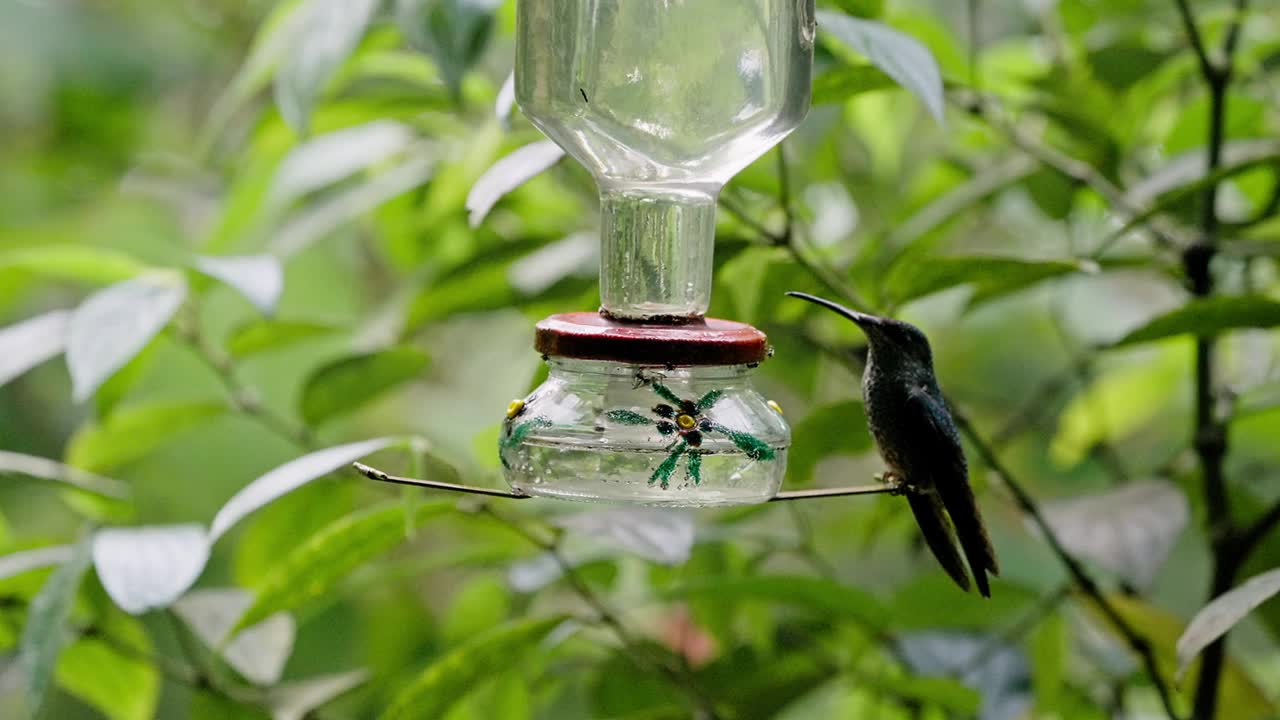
<box><xmin>684</xmin><ymin>430</ymin><xmax>703</xmax><ymax>447</ymax></box>
<box><xmin>656</xmin><ymin>421</ymin><xmax>677</xmax><ymax>435</ymax></box>
<box><xmin>653</xmin><ymin>404</ymin><xmax>675</xmax><ymax>418</ymax></box>
<box><xmin>679</xmin><ymin>399</ymin><xmax>698</xmax><ymax>415</ymax></box>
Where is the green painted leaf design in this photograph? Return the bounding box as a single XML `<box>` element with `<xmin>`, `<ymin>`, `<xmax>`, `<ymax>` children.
<box><xmin>695</xmin><ymin>389</ymin><xmax>724</xmax><ymax>412</ymax></box>
<box><xmin>605</xmin><ymin>409</ymin><xmax>653</xmax><ymax>426</ymax></box>
<box><xmin>650</xmin><ymin>444</ymin><xmax>686</xmax><ymax>489</ymax></box>
<box><xmin>708</xmin><ymin>422</ymin><xmax>775</xmax><ymax>462</ymax></box>
<box><xmin>687</xmin><ymin>451</ymin><xmax>702</xmax><ymax>486</ymax></box>
<box><xmin>650</xmin><ymin>382</ymin><xmax>683</xmax><ymax>406</ymax></box>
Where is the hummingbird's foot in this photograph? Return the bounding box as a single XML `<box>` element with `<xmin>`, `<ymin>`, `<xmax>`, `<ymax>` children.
<box><xmin>877</xmin><ymin>472</ymin><xmax>920</xmax><ymax>496</ymax></box>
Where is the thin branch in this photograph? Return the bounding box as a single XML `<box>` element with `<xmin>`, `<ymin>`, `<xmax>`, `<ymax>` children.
<box><xmin>1172</xmin><ymin>0</ymin><xmax>1216</xmax><ymax>81</ymax></box>
<box><xmin>175</xmin><ymin>310</ymin><xmax>313</xmax><ymax>449</ymax></box>
<box><xmin>1178</xmin><ymin>1</ymin><xmax>1249</xmax><ymax>716</ymax></box>
<box><xmin>718</xmin><ymin>195</ymin><xmax>780</xmax><ymax>244</ymax></box>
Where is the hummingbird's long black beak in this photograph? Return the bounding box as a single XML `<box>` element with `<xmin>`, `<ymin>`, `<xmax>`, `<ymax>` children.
<box><xmin>785</xmin><ymin>291</ymin><xmax>884</xmax><ymax>328</ymax></box>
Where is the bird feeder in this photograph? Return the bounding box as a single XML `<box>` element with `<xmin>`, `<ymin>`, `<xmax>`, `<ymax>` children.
<box><xmin>358</xmin><ymin>0</ymin><xmax>891</xmax><ymax>506</ymax></box>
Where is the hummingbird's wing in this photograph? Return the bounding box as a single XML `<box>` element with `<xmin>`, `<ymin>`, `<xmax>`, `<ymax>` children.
<box><xmin>902</xmin><ymin>386</ymin><xmax>1000</xmax><ymax>597</ymax></box>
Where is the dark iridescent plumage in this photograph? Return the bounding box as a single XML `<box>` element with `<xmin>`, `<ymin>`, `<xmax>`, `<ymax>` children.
<box><xmin>788</xmin><ymin>292</ymin><xmax>1000</xmax><ymax>596</ymax></box>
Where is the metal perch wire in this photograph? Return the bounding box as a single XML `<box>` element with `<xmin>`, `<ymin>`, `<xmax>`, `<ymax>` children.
<box><xmin>352</xmin><ymin>462</ymin><xmax>896</xmax><ymax>502</ymax></box>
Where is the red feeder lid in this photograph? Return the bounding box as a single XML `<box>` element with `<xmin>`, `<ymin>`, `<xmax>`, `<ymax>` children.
<box><xmin>535</xmin><ymin>312</ymin><xmax>769</xmax><ymax>366</ymax></box>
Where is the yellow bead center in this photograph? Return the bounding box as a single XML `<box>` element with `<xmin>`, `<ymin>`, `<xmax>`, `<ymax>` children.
<box><xmin>676</xmin><ymin>414</ymin><xmax>697</xmax><ymax>430</ymax></box>
<box><xmin>506</xmin><ymin>399</ymin><xmax>525</xmax><ymax>419</ymax></box>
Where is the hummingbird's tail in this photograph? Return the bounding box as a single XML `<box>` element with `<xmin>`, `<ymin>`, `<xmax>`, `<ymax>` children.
<box><xmin>936</xmin><ymin>475</ymin><xmax>1001</xmax><ymax>597</ymax></box>
<box><xmin>905</xmin><ymin>491</ymin><xmax>971</xmax><ymax>593</ymax></box>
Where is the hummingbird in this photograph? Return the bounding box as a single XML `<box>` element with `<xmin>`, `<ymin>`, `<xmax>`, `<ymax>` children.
<box><xmin>787</xmin><ymin>292</ymin><xmax>1000</xmax><ymax>596</ymax></box>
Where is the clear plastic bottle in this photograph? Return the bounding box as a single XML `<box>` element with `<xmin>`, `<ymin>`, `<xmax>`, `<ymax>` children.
<box><xmin>516</xmin><ymin>0</ymin><xmax>816</xmax><ymax>320</ymax></box>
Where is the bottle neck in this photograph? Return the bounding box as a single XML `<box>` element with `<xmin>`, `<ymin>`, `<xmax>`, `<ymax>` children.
<box><xmin>598</xmin><ymin>186</ymin><xmax>717</xmax><ymax>321</ymax></box>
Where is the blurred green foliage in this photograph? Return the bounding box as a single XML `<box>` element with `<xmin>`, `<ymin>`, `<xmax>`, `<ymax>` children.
<box><xmin>1</xmin><ymin>0</ymin><xmax>1279</xmax><ymax>719</ymax></box>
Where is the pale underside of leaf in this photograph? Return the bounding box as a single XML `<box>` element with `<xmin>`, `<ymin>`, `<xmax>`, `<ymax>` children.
<box><xmin>270</xmin><ymin>669</ymin><xmax>370</xmax><ymax>720</ymax></box>
<box><xmin>195</xmin><ymin>254</ymin><xmax>285</xmax><ymax>315</ymax></box>
<box><xmin>209</xmin><ymin>437</ymin><xmax>396</xmax><ymax>542</ymax></box>
<box><xmin>553</xmin><ymin>507</ymin><xmax>695</xmax><ymax>566</ymax></box>
<box><xmin>1041</xmin><ymin>480</ymin><xmax>1188</xmax><ymax>589</ymax></box>
<box><xmin>174</xmin><ymin>588</ymin><xmax>296</xmax><ymax>686</ymax></box>
<box><xmin>0</xmin><ymin>310</ymin><xmax>71</xmax><ymax>388</ymax></box>
<box><xmin>92</xmin><ymin>525</ymin><xmax>210</xmax><ymax>615</ymax></box>
<box><xmin>66</xmin><ymin>275</ymin><xmax>187</xmax><ymax>402</ymax></box>
<box><xmin>0</xmin><ymin>545</ymin><xmax>74</xmax><ymax>582</ymax></box>
<box><xmin>0</xmin><ymin>450</ymin><xmax>130</xmax><ymax>499</ymax></box>
<box><xmin>1177</xmin><ymin>567</ymin><xmax>1280</xmax><ymax>680</ymax></box>
<box><xmin>466</xmin><ymin>140</ymin><xmax>565</xmax><ymax>228</ymax></box>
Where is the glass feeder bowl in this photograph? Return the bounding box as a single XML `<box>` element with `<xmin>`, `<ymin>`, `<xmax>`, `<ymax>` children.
<box><xmin>499</xmin><ymin>313</ymin><xmax>790</xmax><ymax>506</ymax></box>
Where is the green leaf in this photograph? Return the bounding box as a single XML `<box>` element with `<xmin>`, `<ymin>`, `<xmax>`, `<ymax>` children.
<box><xmin>274</xmin><ymin>0</ymin><xmax>380</xmax><ymax>132</ymax></box>
<box><xmin>300</xmin><ymin>347</ymin><xmax>430</xmax><ymax>425</ymax></box>
<box><xmin>1091</xmin><ymin>594</ymin><xmax>1274</xmax><ymax>719</ymax></box>
<box><xmin>19</xmin><ymin>535</ymin><xmax>92</xmax><ymax>718</ymax></box>
<box><xmin>663</xmin><ymin>575</ymin><xmax>889</xmax><ymax>629</ymax></box>
<box><xmin>1116</xmin><ymin>296</ymin><xmax>1280</xmax><ymax>346</ymax></box>
<box><xmin>890</xmin><ymin>575</ymin><xmax>1035</xmax><ymax>630</ymax></box>
<box><xmin>1050</xmin><ymin>343</ymin><xmax>1187</xmax><ymax>466</ymax></box>
<box><xmin>1086</xmin><ymin>44</ymin><xmax>1172</xmax><ymax>91</ymax></box>
<box><xmin>442</xmin><ymin>575</ymin><xmax>510</xmax><ymax>647</ymax></box>
<box><xmin>380</xmin><ymin>615</ymin><xmax>568</xmax><ymax>720</ymax></box>
<box><xmin>1031</xmin><ymin>611</ymin><xmax>1066</xmax><ymax>715</ymax></box>
<box><xmin>66</xmin><ymin>274</ymin><xmax>188</xmax><ymax>402</ymax></box>
<box><xmin>855</xmin><ymin>672</ymin><xmax>980</xmax><ymax>715</ymax></box>
<box><xmin>884</xmin><ymin>256</ymin><xmax>1092</xmax><ymax>307</ymax></box>
<box><xmin>0</xmin><ymin>245</ymin><xmax>148</xmax><ymax>285</ymax></box>
<box><xmin>56</xmin><ymin>609</ymin><xmax>160</xmax><ymax>720</ymax></box>
<box><xmin>226</xmin><ymin>319</ymin><xmax>340</xmax><ymax>358</ymax></box>
<box><xmin>399</xmin><ymin>0</ymin><xmax>501</xmax><ymax>99</ymax></box>
<box><xmin>0</xmin><ymin>310</ymin><xmax>71</xmax><ymax>388</ymax></box>
<box><xmin>787</xmin><ymin>401</ymin><xmax>871</xmax><ymax>485</ymax></box>
<box><xmin>1177</xmin><ymin>568</ymin><xmax>1280</xmax><ymax>680</ymax></box>
<box><xmin>816</xmin><ymin>10</ymin><xmax>944</xmax><ymax>122</ymax></box>
<box><xmin>66</xmin><ymin>402</ymin><xmax>226</xmax><ymax>473</ymax></box>
<box><xmin>812</xmin><ymin>64</ymin><xmax>896</xmax><ymax>105</ymax></box>
<box><xmin>233</xmin><ymin>480</ymin><xmax>355</xmax><ymax>586</ymax></box>
<box><xmin>234</xmin><ymin>500</ymin><xmax>451</xmax><ymax>633</ymax></box>
<box><xmin>821</xmin><ymin>0</ymin><xmax>883</xmax><ymax>18</ymax></box>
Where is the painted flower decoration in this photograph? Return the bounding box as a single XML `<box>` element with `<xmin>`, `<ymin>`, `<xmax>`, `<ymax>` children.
<box><xmin>606</xmin><ymin>381</ymin><xmax>775</xmax><ymax>489</ymax></box>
